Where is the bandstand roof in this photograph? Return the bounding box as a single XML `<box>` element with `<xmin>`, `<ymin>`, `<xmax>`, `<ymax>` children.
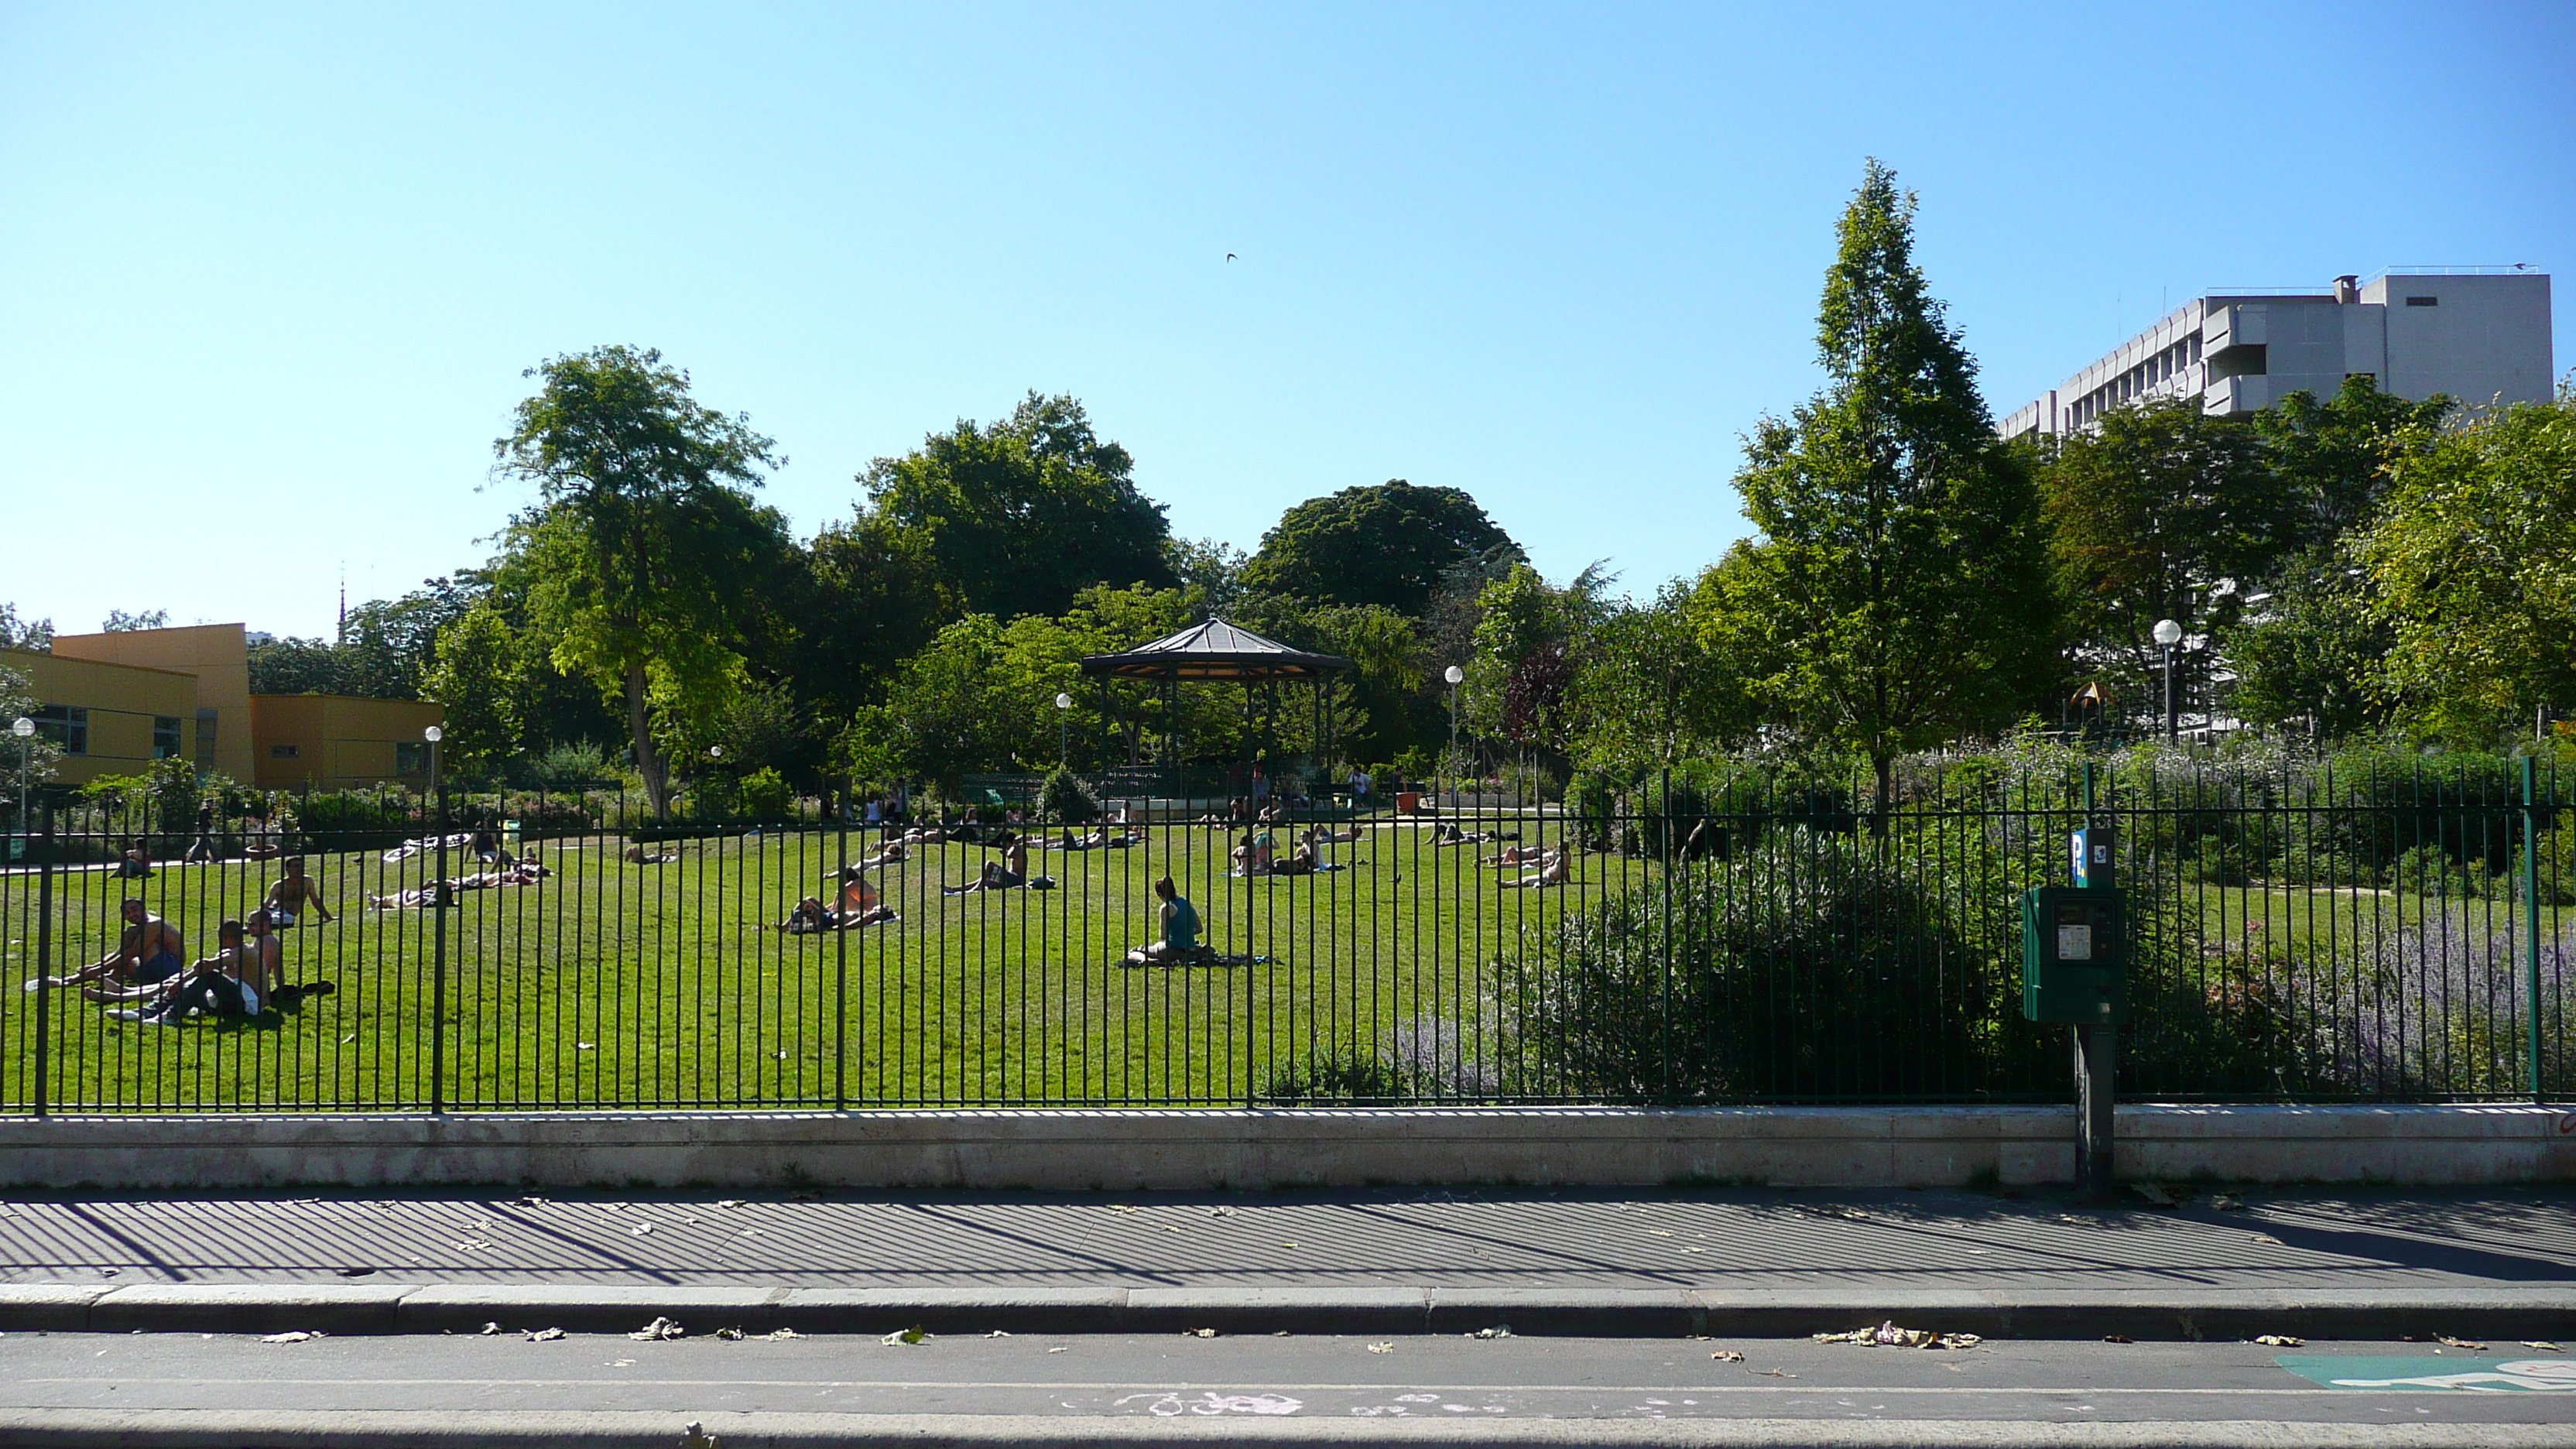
<box><xmin>1078</xmin><ymin>618</ymin><xmax>1356</xmax><ymax>682</ymax></box>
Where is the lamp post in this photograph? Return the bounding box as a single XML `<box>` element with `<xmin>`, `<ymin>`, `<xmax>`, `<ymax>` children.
<box><xmin>2152</xmin><ymin>618</ymin><xmax>2184</xmax><ymax>743</ymax></box>
<box><xmin>10</xmin><ymin>715</ymin><xmax>33</xmax><ymax>848</ymax></box>
<box><xmin>423</xmin><ymin>724</ymin><xmax>446</xmax><ymax>1112</ymax></box>
<box><xmin>1442</xmin><ymin>665</ymin><xmax>1464</xmax><ymax>794</ymax></box>
<box><xmin>1055</xmin><ymin>691</ymin><xmax>1073</xmax><ymax>769</ymax></box>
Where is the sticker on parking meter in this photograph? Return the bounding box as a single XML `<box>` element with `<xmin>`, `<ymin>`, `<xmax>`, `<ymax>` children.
<box><xmin>2057</xmin><ymin>923</ymin><xmax>2093</xmax><ymax>961</ymax></box>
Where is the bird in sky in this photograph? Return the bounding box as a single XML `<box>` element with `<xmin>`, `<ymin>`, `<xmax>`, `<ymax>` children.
<box><xmin>1225</xmin><ymin>252</ymin><xmax>1236</xmax><ymax>262</ymax></box>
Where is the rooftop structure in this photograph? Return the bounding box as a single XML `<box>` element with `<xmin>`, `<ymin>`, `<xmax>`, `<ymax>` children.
<box><xmin>1999</xmin><ymin>269</ymin><xmax>2554</xmax><ymax>442</ymax></box>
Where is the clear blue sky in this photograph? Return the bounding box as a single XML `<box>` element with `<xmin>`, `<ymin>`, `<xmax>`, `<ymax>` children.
<box><xmin>4</xmin><ymin>2</ymin><xmax>2570</xmax><ymax>640</ymax></box>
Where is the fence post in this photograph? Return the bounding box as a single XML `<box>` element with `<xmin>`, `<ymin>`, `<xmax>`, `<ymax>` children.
<box><xmin>835</xmin><ymin>806</ymin><xmax>849</xmax><ymax>1112</ymax></box>
<box><xmin>1660</xmin><ymin>767</ymin><xmax>1673</xmax><ymax>1104</ymax></box>
<box><xmin>31</xmin><ymin>801</ymin><xmax>53</xmax><ymax>1118</ymax></box>
<box><xmin>430</xmin><ymin>760</ymin><xmax>447</xmax><ymax>1115</ymax></box>
<box><xmin>2526</xmin><ymin>755</ymin><xmax>2543</xmax><ymax>1104</ymax></box>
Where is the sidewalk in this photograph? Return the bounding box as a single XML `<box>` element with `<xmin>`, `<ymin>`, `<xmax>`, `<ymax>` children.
<box><xmin>3</xmin><ymin>1184</ymin><xmax>2571</xmax><ymax>1340</ymax></box>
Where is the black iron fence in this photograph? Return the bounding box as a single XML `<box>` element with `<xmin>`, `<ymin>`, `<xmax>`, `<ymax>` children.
<box><xmin>2</xmin><ymin>756</ymin><xmax>2567</xmax><ymax>1112</ymax></box>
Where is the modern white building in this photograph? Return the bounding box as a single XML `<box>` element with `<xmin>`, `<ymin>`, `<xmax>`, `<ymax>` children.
<box><xmin>1999</xmin><ymin>269</ymin><xmax>2553</xmax><ymax>441</ymax></box>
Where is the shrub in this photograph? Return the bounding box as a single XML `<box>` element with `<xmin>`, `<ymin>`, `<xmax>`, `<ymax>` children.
<box><xmin>1038</xmin><ymin>768</ymin><xmax>1100</xmax><ymax>824</ymax></box>
<box><xmin>1501</xmin><ymin>827</ymin><xmax>1986</xmax><ymax>1101</ymax></box>
<box><xmin>736</xmin><ymin>768</ymin><xmax>794</xmax><ymax>823</ymax></box>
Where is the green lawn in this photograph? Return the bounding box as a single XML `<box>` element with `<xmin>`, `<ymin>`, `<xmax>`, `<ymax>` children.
<box><xmin>2</xmin><ymin>818</ymin><xmax>1630</xmax><ymax>1110</ymax></box>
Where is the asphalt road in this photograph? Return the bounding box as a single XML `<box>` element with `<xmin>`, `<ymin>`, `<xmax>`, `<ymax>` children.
<box><xmin>5</xmin><ymin>1330</ymin><xmax>2573</xmax><ymax>1432</ymax></box>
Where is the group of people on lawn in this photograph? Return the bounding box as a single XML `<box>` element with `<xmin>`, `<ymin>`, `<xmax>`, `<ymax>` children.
<box><xmin>26</xmin><ymin>858</ymin><xmax>335</xmax><ymax>1026</ymax></box>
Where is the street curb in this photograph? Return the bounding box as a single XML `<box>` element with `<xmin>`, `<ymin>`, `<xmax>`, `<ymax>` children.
<box><xmin>4</xmin><ymin>1282</ymin><xmax>2572</xmax><ymax>1341</ymax></box>
<box><xmin>2</xmin><ymin>1408</ymin><xmax>2571</xmax><ymax>1447</ymax></box>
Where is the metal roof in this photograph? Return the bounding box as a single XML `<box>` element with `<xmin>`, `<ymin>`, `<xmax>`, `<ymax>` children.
<box><xmin>1077</xmin><ymin>618</ymin><xmax>1357</xmax><ymax>681</ymax></box>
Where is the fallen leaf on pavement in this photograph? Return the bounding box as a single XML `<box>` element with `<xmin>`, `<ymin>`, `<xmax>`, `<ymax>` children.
<box><xmin>260</xmin><ymin>1331</ymin><xmax>318</xmax><ymax>1345</ymax></box>
<box><xmin>1711</xmin><ymin>1350</ymin><xmax>1745</xmax><ymax>1362</ymax></box>
<box><xmin>1367</xmin><ymin>1342</ymin><xmax>1393</xmax><ymax>1354</ymax></box>
<box><xmin>2210</xmin><ymin>1194</ymin><xmax>2245</xmax><ymax>1211</ymax></box>
<box><xmin>1187</xmin><ymin>1327</ymin><xmax>1218</xmax><ymax>1338</ymax></box>
<box><xmin>478</xmin><ymin>1322</ymin><xmax>502</xmax><ymax>1336</ymax></box>
<box><xmin>526</xmin><ymin>1327</ymin><xmax>566</xmax><ymax>1341</ymax></box>
<box><xmin>1473</xmin><ymin>1325</ymin><xmax>1514</xmax><ymax>1340</ymax></box>
<box><xmin>2523</xmin><ymin>1341</ymin><xmax>2564</xmax><ymax>1352</ymax></box>
<box><xmin>2102</xmin><ymin>1334</ymin><xmax>2134</xmax><ymax>1344</ymax></box>
<box><xmin>713</xmin><ymin>1327</ymin><xmax>745</xmax><ymax>1341</ymax></box>
<box><xmin>628</xmin><ymin>1222</ymin><xmax>654</xmax><ymax>1236</ymax></box>
<box><xmin>761</xmin><ymin>1328</ymin><xmax>803</xmax><ymax>1341</ymax></box>
<box><xmin>2438</xmin><ymin>1336</ymin><xmax>2489</xmax><ymax>1351</ymax></box>
<box><xmin>2254</xmin><ymin>1334</ymin><xmax>2305</xmax><ymax>1348</ymax></box>
<box><xmin>1814</xmin><ymin>1321</ymin><xmax>1981</xmax><ymax>1349</ymax></box>
<box><xmin>630</xmin><ymin>1317</ymin><xmax>686</xmax><ymax>1341</ymax></box>
<box><xmin>882</xmin><ymin>1325</ymin><xmax>927</xmax><ymax>1346</ymax></box>
<box><xmin>716</xmin><ymin>1200</ymin><xmax>748</xmax><ymax>1209</ymax></box>
<box><xmin>1108</xmin><ymin>1204</ymin><xmax>1138</xmax><ymax>1214</ymax></box>
<box><xmin>2248</xmin><ymin>1234</ymin><xmax>2282</xmax><ymax>1244</ymax></box>
<box><xmin>1048</xmin><ymin>1345</ymin><xmax>1069</xmax><ymax>1353</ymax></box>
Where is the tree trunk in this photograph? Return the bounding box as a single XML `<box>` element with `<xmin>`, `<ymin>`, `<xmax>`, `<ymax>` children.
<box><xmin>1870</xmin><ymin>751</ymin><xmax>1893</xmax><ymax>841</ymax></box>
<box><xmin>626</xmin><ymin>663</ymin><xmax>669</xmax><ymax>818</ymax></box>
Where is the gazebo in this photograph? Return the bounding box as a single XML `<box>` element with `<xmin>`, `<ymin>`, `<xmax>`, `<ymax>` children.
<box><xmin>1078</xmin><ymin>618</ymin><xmax>1356</xmax><ymax>803</ymax></box>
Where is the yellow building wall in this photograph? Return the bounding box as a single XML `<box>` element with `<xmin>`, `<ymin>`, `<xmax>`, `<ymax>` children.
<box><xmin>250</xmin><ymin>694</ymin><xmax>445</xmax><ymax>790</ymax></box>
<box><xmin>51</xmin><ymin>625</ymin><xmax>255</xmax><ymax>783</ymax></box>
<box><xmin>0</xmin><ymin>647</ymin><xmax>200</xmax><ymax>786</ymax></box>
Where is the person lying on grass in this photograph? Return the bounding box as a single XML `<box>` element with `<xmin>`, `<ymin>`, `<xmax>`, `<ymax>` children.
<box><xmin>841</xmin><ymin>842</ymin><xmax>907</xmax><ymax>875</ymax></box>
<box><xmin>1496</xmin><ymin>849</ymin><xmax>1570</xmax><ymax>889</ymax></box>
<box><xmin>1480</xmin><ymin>843</ymin><xmax>1552</xmax><ymax>866</ymax></box>
<box><xmin>622</xmin><ymin>842</ymin><xmax>679</xmax><ymax>865</ymax></box>
<box><xmin>943</xmin><ymin>838</ymin><xmax>1029</xmax><ymax>895</ymax></box>
<box><xmin>258</xmin><ymin>855</ymin><xmax>336</xmax><ymax>928</ymax></box>
<box><xmin>1430</xmin><ymin>824</ymin><xmax>1516</xmax><ymax>846</ymax></box>
<box><xmin>779</xmin><ymin>892</ymin><xmax>897</xmax><ymax>933</ymax></box>
<box><xmin>1303</xmin><ymin>824</ymin><xmax>1366</xmax><ymax>846</ymax></box>
<box><xmin>1266</xmin><ymin>841</ymin><xmax>1321</xmax><ymax>876</ymax></box>
<box><xmin>38</xmin><ymin>899</ymin><xmax>186</xmax><ymax>993</ymax></box>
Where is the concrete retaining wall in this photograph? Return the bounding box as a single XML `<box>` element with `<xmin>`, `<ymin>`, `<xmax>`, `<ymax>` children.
<box><xmin>3</xmin><ymin>1105</ymin><xmax>2571</xmax><ymax>1190</ymax></box>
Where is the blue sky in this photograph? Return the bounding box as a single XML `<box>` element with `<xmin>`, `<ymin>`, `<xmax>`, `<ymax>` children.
<box><xmin>3</xmin><ymin>2</ymin><xmax>2570</xmax><ymax>640</ymax></box>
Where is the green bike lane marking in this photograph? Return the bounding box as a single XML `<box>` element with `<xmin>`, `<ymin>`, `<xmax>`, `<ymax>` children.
<box><xmin>2277</xmin><ymin>1356</ymin><xmax>2576</xmax><ymax>1392</ymax></box>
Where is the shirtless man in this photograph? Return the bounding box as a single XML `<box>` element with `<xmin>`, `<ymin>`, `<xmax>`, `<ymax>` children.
<box><xmin>41</xmin><ymin>899</ymin><xmax>185</xmax><ymax>993</ymax></box>
<box><xmin>1497</xmin><ymin>849</ymin><xmax>1571</xmax><ymax>889</ymax></box>
<box><xmin>109</xmin><ymin>920</ymin><xmax>262</xmax><ymax>1024</ymax></box>
<box><xmin>944</xmin><ymin>838</ymin><xmax>1029</xmax><ymax>895</ymax></box>
<box><xmin>259</xmin><ymin>856</ymin><xmax>335</xmax><ymax>928</ymax></box>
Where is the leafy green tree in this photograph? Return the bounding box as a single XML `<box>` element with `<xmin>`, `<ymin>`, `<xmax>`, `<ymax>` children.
<box><xmin>1240</xmin><ymin>479</ymin><xmax>1518</xmax><ymax>617</ymax></box>
<box><xmin>101</xmin><ymin>608</ymin><xmax>169</xmax><ymax>632</ymax></box>
<box><xmin>2358</xmin><ymin>389</ymin><xmax>2576</xmax><ymax>741</ymax></box>
<box><xmin>2257</xmin><ymin>374</ymin><xmax>2451</xmax><ymax>550</ymax></box>
<box><xmin>492</xmin><ymin>345</ymin><xmax>793</xmax><ymax>816</ymax></box>
<box><xmin>789</xmin><ymin>512</ymin><xmax>957</xmax><ymax>716</ymax></box>
<box><xmin>0</xmin><ymin>603</ymin><xmax>53</xmax><ymax>651</ymax></box>
<box><xmin>1165</xmin><ymin>536</ymin><xmax>1249</xmax><ymax>619</ymax></box>
<box><xmin>245</xmin><ymin>636</ymin><xmax>351</xmax><ymax>694</ymax></box>
<box><xmin>422</xmin><ymin>605</ymin><xmax>523</xmax><ymax>777</ymax></box>
<box><xmin>862</xmin><ymin>392</ymin><xmax>1174</xmax><ymax>622</ymax></box>
<box><xmin>2220</xmin><ymin>554</ymin><xmax>2390</xmax><ymax>738</ymax></box>
<box><xmin>2039</xmin><ymin>397</ymin><xmax>2290</xmax><ymax>723</ymax></box>
<box><xmin>0</xmin><ymin>660</ymin><xmax>62</xmax><ymax>820</ymax></box>
<box><xmin>847</xmin><ymin>615</ymin><xmax>1033</xmax><ymax>791</ymax></box>
<box><xmin>1724</xmin><ymin>159</ymin><xmax>2052</xmax><ymax>816</ymax></box>
<box><xmin>1571</xmin><ymin>578</ymin><xmax>1745</xmax><ymax>776</ymax></box>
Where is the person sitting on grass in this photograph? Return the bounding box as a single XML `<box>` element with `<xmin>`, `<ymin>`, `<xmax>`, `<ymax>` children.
<box><xmin>107</xmin><ymin>919</ymin><xmax>260</xmax><ymax>1025</ymax></box>
<box><xmin>1496</xmin><ymin>849</ymin><xmax>1571</xmax><ymax>889</ymax></box>
<box><xmin>1229</xmin><ymin>827</ymin><xmax>1276</xmax><ymax>875</ymax></box>
<box><xmin>259</xmin><ymin>856</ymin><xmax>336</xmax><ymax>929</ymax></box>
<box><xmin>115</xmin><ymin>839</ymin><xmax>153</xmax><ymax>879</ymax></box>
<box><xmin>1140</xmin><ymin>875</ymin><xmax>1203</xmax><ymax>963</ymax></box>
<box><xmin>1268</xmin><ymin>839</ymin><xmax>1321</xmax><ymax>876</ymax></box>
<box><xmin>244</xmin><ymin>913</ymin><xmax>334</xmax><ymax>1009</ymax></box>
<box><xmin>944</xmin><ymin>838</ymin><xmax>1029</xmax><ymax>895</ymax></box>
<box><xmin>40</xmin><ymin>899</ymin><xmax>185</xmax><ymax>994</ymax></box>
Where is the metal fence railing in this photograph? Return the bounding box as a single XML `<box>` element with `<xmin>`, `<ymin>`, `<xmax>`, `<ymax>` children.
<box><xmin>1</xmin><ymin>758</ymin><xmax>2566</xmax><ymax>1112</ymax></box>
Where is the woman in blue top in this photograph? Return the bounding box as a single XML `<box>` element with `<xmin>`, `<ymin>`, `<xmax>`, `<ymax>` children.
<box><xmin>1144</xmin><ymin>876</ymin><xmax>1201</xmax><ymax>962</ymax></box>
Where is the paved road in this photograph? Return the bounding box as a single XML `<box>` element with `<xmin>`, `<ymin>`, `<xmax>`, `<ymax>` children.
<box><xmin>5</xmin><ymin>1186</ymin><xmax>2570</xmax><ymax>1292</ymax></box>
<box><xmin>4</xmin><ymin>1331</ymin><xmax>2573</xmax><ymax>1444</ymax></box>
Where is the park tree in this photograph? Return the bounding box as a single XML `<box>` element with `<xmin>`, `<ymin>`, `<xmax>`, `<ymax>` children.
<box><xmin>1571</xmin><ymin>578</ymin><xmax>1745</xmax><ymax>776</ymax></box>
<box><xmin>791</xmin><ymin>512</ymin><xmax>957</xmax><ymax>716</ymax></box>
<box><xmin>1239</xmin><ymin>479</ymin><xmax>1519</xmax><ymax>617</ymax></box>
<box><xmin>0</xmin><ymin>603</ymin><xmax>53</xmax><ymax>652</ymax></box>
<box><xmin>0</xmin><ymin>659</ymin><xmax>63</xmax><ymax>818</ymax></box>
<box><xmin>101</xmin><ymin>608</ymin><xmax>170</xmax><ymax>632</ymax></box>
<box><xmin>421</xmin><ymin>605</ymin><xmax>523</xmax><ymax>777</ymax></box>
<box><xmin>2256</xmin><ymin>374</ymin><xmax>2452</xmax><ymax>550</ymax></box>
<box><xmin>1721</xmin><ymin>159</ymin><xmax>2052</xmax><ymax>817</ymax></box>
<box><xmin>2356</xmin><ymin>389</ymin><xmax>2576</xmax><ymax>742</ymax></box>
<box><xmin>862</xmin><ymin>392</ymin><xmax>1174</xmax><ymax>622</ymax></box>
<box><xmin>2038</xmin><ymin>397</ymin><xmax>2290</xmax><ymax>724</ymax></box>
<box><xmin>492</xmin><ymin>345</ymin><xmax>793</xmax><ymax>816</ymax></box>
<box><xmin>2220</xmin><ymin>557</ymin><xmax>2391</xmax><ymax>739</ymax></box>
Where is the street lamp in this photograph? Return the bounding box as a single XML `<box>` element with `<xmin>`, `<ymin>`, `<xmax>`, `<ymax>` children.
<box><xmin>10</xmin><ymin>715</ymin><xmax>33</xmax><ymax>843</ymax></box>
<box><xmin>2152</xmin><ymin>618</ymin><xmax>2184</xmax><ymax>743</ymax></box>
<box><xmin>1442</xmin><ymin>665</ymin><xmax>1465</xmax><ymax>792</ymax></box>
<box><xmin>1054</xmin><ymin>692</ymin><xmax>1073</xmax><ymax>769</ymax></box>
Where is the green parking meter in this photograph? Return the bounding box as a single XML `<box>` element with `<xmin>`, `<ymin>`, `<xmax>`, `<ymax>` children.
<box><xmin>2030</xmin><ymin>817</ymin><xmax>2125</xmax><ymax>1198</ymax></box>
<box><xmin>2021</xmin><ymin>886</ymin><xmax>2126</xmax><ymax>1025</ymax></box>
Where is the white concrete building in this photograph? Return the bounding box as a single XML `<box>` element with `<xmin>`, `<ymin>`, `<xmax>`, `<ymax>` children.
<box><xmin>1999</xmin><ymin>269</ymin><xmax>2553</xmax><ymax>441</ymax></box>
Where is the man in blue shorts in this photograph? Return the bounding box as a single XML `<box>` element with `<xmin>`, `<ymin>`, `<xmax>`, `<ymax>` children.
<box><xmin>35</xmin><ymin>899</ymin><xmax>186</xmax><ymax>995</ymax></box>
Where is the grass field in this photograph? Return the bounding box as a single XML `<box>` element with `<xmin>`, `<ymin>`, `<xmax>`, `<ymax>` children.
<box><xmin>0</xmin><ymin>816</ymin><xmax>1626</xmax><ymax>1110</ymax></box>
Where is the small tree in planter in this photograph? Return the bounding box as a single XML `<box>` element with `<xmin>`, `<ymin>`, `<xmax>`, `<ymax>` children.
<box><xmin>1038</xmin><ymin>767</ymin><xmax>1100</xmax><ymax>824</ymax></box>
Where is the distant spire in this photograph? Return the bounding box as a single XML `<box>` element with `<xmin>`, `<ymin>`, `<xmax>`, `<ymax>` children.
<box><xmin>337</xmin><ymin>564</ymin><xmax>347</xmax><ymax>643</ymax></box>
